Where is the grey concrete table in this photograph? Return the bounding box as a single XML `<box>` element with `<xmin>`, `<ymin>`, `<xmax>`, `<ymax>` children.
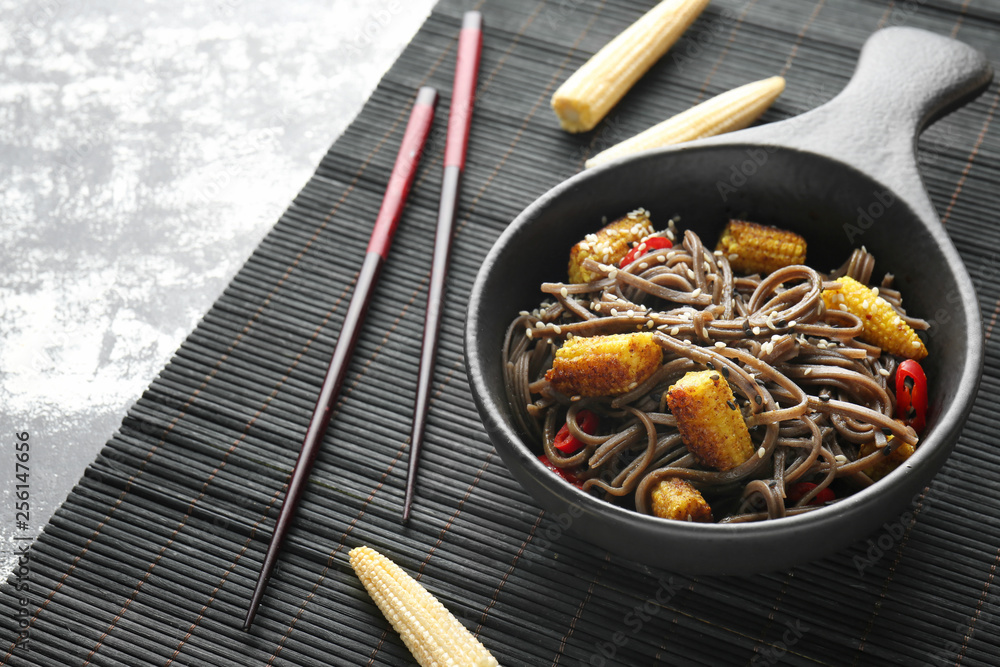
<box><xmin>0</xmin><ymin>0</ymin><xmax>438</xmax><ymax>580</ymax></box>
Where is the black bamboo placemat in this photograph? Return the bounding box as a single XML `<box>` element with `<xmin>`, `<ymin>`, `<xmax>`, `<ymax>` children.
<box><xmin>5</xmin><ymin>0</ymin><xmax>1000</xmax><ymax>664</ymax></box>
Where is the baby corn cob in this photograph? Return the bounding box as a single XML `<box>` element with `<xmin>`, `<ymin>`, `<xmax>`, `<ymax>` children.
<box><xmin>546</xmin><ymin>331</ymin><xmax>663</xmax><ymax>397</ymax></box>
<box><xmin>650</xmin><ymin>477</ymin><xmax>713</xmax><ymax>522</ymax></box>
<box><xmin>569</xmin><ymin>208</ymin><xmax>655</xmax><ymax>283</ymax></box>
<box><xmin>551</xmin><ymin>0</ymin><xmax>711</xmax><ymax>133</ymax></box>
<box><xmin>860</xmin><ymin>436</ymin><xmax>915</xmax><ymax>482</ymax></box>
<box><xmin>666</xmin><ymin>370</ymin><xmax>754</xmax><ymax>471</ymax></box>
<box><xmin>585</xmin><ymin>76</ymin><xmax>786</xmax><ymax>168</ymax></box>
<box><xmin>349</xmin><ymin>546</ymin><xmax>499</xmax><ymax>667</ymax></box>
<box><xmin>822</xmin><ymin>276</ymin><xmax>928</xmax><ymax>359</ymax></box>
<box><xmin>715</xmin><ymin>220</ymin><xmax>807</xmax><ymax>275</ymax></box>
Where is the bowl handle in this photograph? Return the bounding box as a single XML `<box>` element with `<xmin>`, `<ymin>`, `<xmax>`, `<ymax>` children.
<box><xmin>734</xmin><ymin>27</ymin><xmax>992</xmax><ymax>224</ymax></box>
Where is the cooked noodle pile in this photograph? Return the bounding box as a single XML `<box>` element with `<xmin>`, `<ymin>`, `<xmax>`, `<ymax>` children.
<box><xmin>502</xmin><ymin>226</ymin><xmax>928</xmax><ymax>522</ymax></box>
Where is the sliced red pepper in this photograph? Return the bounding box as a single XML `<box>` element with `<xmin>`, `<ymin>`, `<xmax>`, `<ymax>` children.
<box><xmin>537</xmin><ymin>454</ymin><xmax>582</xmax><ymax>487</ymax></box>
<box><xmin>553</xmin><ymin>409</ymin><xmax>599</xmax><ymax>454</ymax></box>
<box><xmin>786</xmin><ymin>482</ymin><xmax>835</xmax><ymax>506</ymax></box>
<box><xmin>895</xmin><ymin>359</ymin><xmax>928</xmax><ymax>433</ymax></box>
<box><xmin>619</xmin><ymin>236</ymin><xmax>672</xmax><ymax>268</ymax></box>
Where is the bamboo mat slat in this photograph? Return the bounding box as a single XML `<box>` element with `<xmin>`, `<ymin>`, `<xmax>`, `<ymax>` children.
<box><xmin>5</xmin><ymin>0</ymin><xmax>1000</xmax><ymax>664</ymax></box>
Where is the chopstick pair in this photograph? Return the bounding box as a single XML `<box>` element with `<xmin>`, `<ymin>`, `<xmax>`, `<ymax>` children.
<box><xmin>243</xmin><ymin>11</ymin><xmax>483</xmax><ymax>630</ymax></box>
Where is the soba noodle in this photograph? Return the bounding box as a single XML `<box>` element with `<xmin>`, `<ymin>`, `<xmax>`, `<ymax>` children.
<box><xmin>502</xmin><ymin>226</ymin><xmax>927</xmax><ymax>523</ymax></box>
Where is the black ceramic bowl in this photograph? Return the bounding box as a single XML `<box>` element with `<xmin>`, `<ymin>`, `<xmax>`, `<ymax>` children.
<box><xmin>466</xmin><ymin>28</ymin><xmax>991</xmax><ymax>573</ymax></box>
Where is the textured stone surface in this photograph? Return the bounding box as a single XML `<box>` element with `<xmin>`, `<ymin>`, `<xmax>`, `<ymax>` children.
<box><xmin>0</xmin><ymin>0</ymin><xmax>436</xmax><ymax>578</ymax></box>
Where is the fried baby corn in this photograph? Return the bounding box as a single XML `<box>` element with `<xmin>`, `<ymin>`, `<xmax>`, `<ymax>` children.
<box><xmin>665</xmin><ymin>370</ymin><xmax>754</xmax><ymax>470</ymax></box>
<box><xmin>568</xmin><ymin>209</ymin><xmax>655</xmax><ymax>283</ymax></box>
<box><xmin>349</xmin><ymin>546</ymin><xmax>499</xmax><ymax>667</ymax></box>
<box><xmin>822</xmin><ymin>275</ymin><xmax>928</xmax><ymax>359</ymax></box>
<box><xmin>651</xmin><ymin>477</ymin><xmax>713</xmax><ymax>522</ymax></box>
<box><xmin>715</xmin><ymin>220</ymin><xmax>807</xmax><ymax>275</ymax></box>
<box><xmin>585</xmin><ymin>76</ymin><xmax>786</xmax><ymax>168</ymax></box>
<box><xmin>860</xmin><ymin>437</ymin><xmax>915</xmax><ymax>482</ymax></box>
<box><xmin>546</xmin><ymin>331</ymin><xmax>662</xmax><ymax>397</ymax></box>
<box><xmin>551</xmin><ymin>0</ymin><xmax>711</xmax><ymax>133</ymax></box>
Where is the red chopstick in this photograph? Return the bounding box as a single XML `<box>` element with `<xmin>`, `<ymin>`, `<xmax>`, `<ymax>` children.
<box><xmin>402</xmin><ymin>11</ymin><xmax>483</xmax><ymax>523</ymax></box>
<box><xmin>243</xmin><ymin>85</ymin><xmax>438</xmax><ymax>630</ymax></box>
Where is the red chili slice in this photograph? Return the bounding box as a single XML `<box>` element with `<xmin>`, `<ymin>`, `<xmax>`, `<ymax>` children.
<box><xmin>537</xmin><ymin>454</ymin><xmax>581</xmax><ymax>486</ymax></box>
<box><xmin>619</xmin><ymin>236</ymin><xmax>673</xmax><ymax>268</ymax></box>
<box><xmin>895</xmin><ymin>359</ymin><xmax>928</xmax><ymax>433</ymax></box>
<box><xmin>786</xmin><ymin>482</ymin><xmax>835</xmax><ymax>506</ymax></box>
<box><xmin>553</xmin><ymin>409</ymin><xmax>599</xmax><ymax>454</ymax></box>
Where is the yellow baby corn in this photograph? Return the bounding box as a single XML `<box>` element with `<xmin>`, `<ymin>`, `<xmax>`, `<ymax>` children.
<box><xmin>585</xmin><ymin>76</ymin><xmax>786</xmax><ymax>168</ymax></box>
<box><xmin>568</xmin><ymin>208</ymin><xmax>655</xmax><ymax>283</ymax></box>
<box><xmin>546</xmin><ymin>331</ymin><xmax>663</xmax><ymax>397</ymax></box>
<box><xmin>715</xmin><ymin>220</ymin><xmax>807</xmax><ymax>275</ymax></box>
<box><xmin>822</xmin><ymin>276</ymin><xmax>928</xmax><ymax>360</ymax></box>
<box><xmin>651</xmin><ymin>477</ymin><xmax>713</xmax><ymax>522</ymax></box>
<box><xmin>551</xmin><ymin>0</ymin><xmax>711</xmax><ymax>133</ymax></box>
<box><xmin>665</xmin><ymin>370</ymin><xmax>754</xmax><ymax>471</ymax></box>
<box><xmin>349</xmin><ymin>546</ymin><xmax>499</xmax><ymax>667</ymax></box>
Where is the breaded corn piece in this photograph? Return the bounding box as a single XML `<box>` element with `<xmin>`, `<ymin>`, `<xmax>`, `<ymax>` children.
<box><xmin>651</xmin><ymin>478</ymin><xmax>713</xmax><ymax>522</ymax></box>
<box><xmin>715</xmin><ymin>220</ymin><xmax>806</xmax><ymax>275</ymax></box>
<box><xmin>822</xmin><ymin>276</ymin><xmax>928</xmax><ymax>360</ymax></box>
<box><xmin>665</xmin><ymin>370</ymin><xmax>754</xmax><ymax>471</ymax></box>
<box><xmin>860</xmin><ymin>436</ymin><xmax>915</xmax><ymax>482</ymax></box>
<box><xmin>568</xmin><ymin>209</ymin><xmax>655</xmax><ymax>283</ymax></box>
<box><xmin>546</xmin><ymin>331</ymin><xmax>662</xmax><ymax>397</ymax></box>
<box><xmin>552</xmin><ymin>0</ymin><xmax>711</xmax><ymax>133</ymax></box>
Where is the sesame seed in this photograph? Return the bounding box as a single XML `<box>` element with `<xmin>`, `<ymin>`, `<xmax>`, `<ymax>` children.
<box><xmin>710</xmin><ymin>374</ymin><xmax>720</xmax><ymax>381</ymax></box>
<box><xmin>726</xmin><ymin>399</ymin><xmax>736</xmax><ymax>410</ymax></box>
<box><xmin>879</xmin><ymin>368</ymin><xmax>891</xmax><ymax>377</ymax></box>
<box><xmin>646</xmin><ymin>320</ymin><xmax>655</xmax><ymax>328</ymax></box>
<box><xmin>754</xmin><ymin>394</ymin><xmax>762</xmax><ymax>405</ymax></box>
<box><xmin>594</xmin><ymin>303</ymin><xmax>602</xmax><ymax>311</ymax></box>
<box><xmin>861</xmin><ymin>300</ymin><xmax>869</xmax><ymax>310</ymax></box>
<box><xmin>628</xmin><ymin>381</ymin><xmax>638</xmax><ymax>390</ymax></box>
<box><xmin>715</xmin><ymin>341</ymin><xmax>726</xmax><ymax>348</ymax></box>
<box><xmin>657</xmin><ymin>254</ymin><xmax>667</xmax><ymax>263</ymax></box>
<box><xmin>687</xmin><ymin>268</ymin><xmax>696</xmax><ymax>279</ymax></box>
<box><xmin>553</xmin><ymin>325</ymin><xmax>562</xmax><ymax>334</ymax></box>
<box><xmin>627</xmin><ymin>309</ymin><xmax>635</xmax><ymax>318</ymax></box>
<box><xmin>820</xmin><ymin>394</ymin><xmax>830</xmax><ymax>402</ymax></box>
<box><xmin>535</xmin><ymin>321</ymin><xmax>545</xmax><ymax>328</ymax></box>
<box><xmin>608</xmin><ymin>269</ymin><xmax>618</xmax><ymax>280</ymax></box>
<box><xmin>762</xmin><ymin>342</ymin><xmax>774</xmax><ymax>355</ymax></box>
<box><xmin>714</xmin><ymin>250</ymin><xmax>723</xmax><ymax>256</ymax></box>
<box><xmin>776</xmin><ymin>319</ymin><xmax>787</xmax><ymax>328</ymax></box>
<box><xmin>667</xmin><ymin>230</ymin><xmax>675</xmax><ymax>241</ymax></box>
<box><xmin>670</xmin><ymin>327</ymin><xmax>680</xmax><ymax>336</ymax></box>
<box><xmin>834</xmin><ymin>454</ymin><xmax>848</xmax><ymax>464</ymax></box>
<box><xmin>872</xmin><ymin>287</ymin><xmax>879</xmax><ymax>296</ymax></box>
<box><xmin>560</xmin><ymin>287</ymin><xmax>569</xmax><ymax>297</ymax></box>
<box><xmin>519</xmin><ymin>310</ymin><xmax>530</xmax><ymax>317</ymax></box>
<box><xmin>752</xmin><ymin>326</ymin><xmax>761</xmax><ymax>335</ymax></box>
<box><xmin>692</xmin><ymin>288</ymin><xmax>702</xmax><ymax>297</ymax></box>
<box><xmin>771</xmin><ymin>334</ymin><xmax>781</xmax><ymax>341</ymax></box>
<box><xmin>804</xmin><ymin>368</ymin><xmax>812</xmax><ymax>375</ymax></box>
<box><xmin>757</xmin><ymin>446</ymin><xmax>766</xmax><ymax>459</ymax></box>
<box><xmin>721</xmin><ymin>367</ymin><xmax>730</xmax><ymax>378</ymax></box>
<box><xmin>610</xmin><ymin>308</ymin><xmax>619</xmax><ymax>316</ymax></box>
<box><xmin>911</xmin><ymin>340</ymin><xmax>921</xmax><ymax>347</ymax></box>
<box><xmin>566</xmin><ymin>333</ymin><xmax>574</xmax><ymax>340</ymax></box>
<box><xmin>639</xmin><ymin>262</ymin><xmax>649</xmax><ymax>270</ymax></box>
<box><xmin>788</xmin><ymin>320</ymin><xmax>797</xmax><ymax>327</ymax></box>
<box><xmin>571</xmin><ymin>395</ymin><xmax>581</xmax><ymax>401</ymax></box>
<box><xmin>526</xmin><ymin>329</ymin><xmax>533</xmax><ymax>339</ymax></box>
<box><xmin>706</xmin><ymin>361</ymin><xmax>715</xmax><ymax>369</ymax></box>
